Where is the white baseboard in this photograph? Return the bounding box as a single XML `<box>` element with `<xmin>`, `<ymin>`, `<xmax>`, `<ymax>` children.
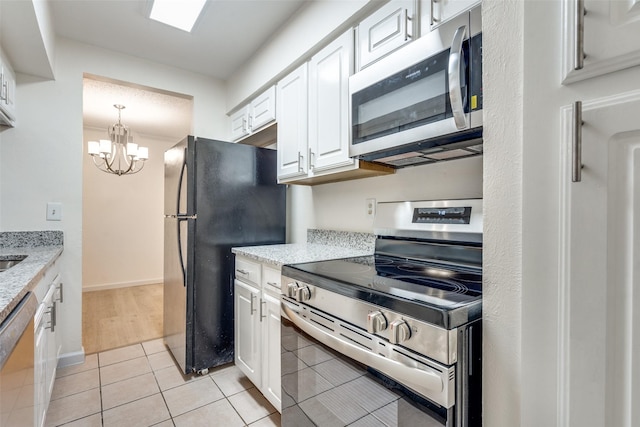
<box><xmin>82</xmin><ymin>278</ymin><xmax>163</xmax><ymax>292</ymax></box>
<box><xmin>57</xmin><ymin>348</ymin><xmax>86</xmax><ymax>369</ymax></box>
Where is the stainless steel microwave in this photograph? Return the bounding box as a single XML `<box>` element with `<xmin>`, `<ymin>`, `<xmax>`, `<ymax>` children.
<box><xmin>349</xmin><ymin>6</ymin><xmax>482</xmax><ymax>168</ymax></box>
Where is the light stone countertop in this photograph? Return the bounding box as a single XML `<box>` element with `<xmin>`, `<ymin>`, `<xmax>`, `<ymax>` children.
<box><xmin>231</xmin><ymin>243</ymin><xmax>373</xmax><ymax>268</ymax></box>
<box><xmin>0</xmin><ymin>245</ymin><xmax>63</xmax><ymax>324</ymax></box>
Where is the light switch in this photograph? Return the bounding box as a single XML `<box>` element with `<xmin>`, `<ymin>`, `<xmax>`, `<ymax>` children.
<box><xmin>47</xmin><ymin>202</ymin><xmax>62</xmax><ymax>221</ymax></box>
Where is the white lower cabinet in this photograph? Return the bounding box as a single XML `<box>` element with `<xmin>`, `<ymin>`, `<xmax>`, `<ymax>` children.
<box><xmin>234</xmin><ymin>278</ymin><xmax>261</xmax><ymax>386</ymax></box>
<box><xmin>234</xmin><ymin>257</ymin><xmax>282</xmax><ymax>412</ymax></box>
<box><xmin>34</xmin><ymin>272</ymin><xmax>62</xmax><ymax>427</ymax></box>
<box><xmin>558</xmin><ymin>90</ymin><xmax>640</xmax><ymax>426</ymax></box>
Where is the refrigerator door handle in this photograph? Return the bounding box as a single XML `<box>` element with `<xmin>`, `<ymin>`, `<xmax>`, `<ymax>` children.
<box><xmin>177</xmin><ymin>218</ymin><xmax>187</xmax><ymax>286</ymax></box>
<box><xmin>176</xmin><ymin>147</ymin><xmax>188</xmax><ymax>216</ymax></box>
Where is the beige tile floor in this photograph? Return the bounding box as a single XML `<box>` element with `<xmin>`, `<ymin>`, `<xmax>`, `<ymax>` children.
<box><xmin>46</xmin><ymin>339</ymin><xmax>280</xmax><ymax>427</ymax></box>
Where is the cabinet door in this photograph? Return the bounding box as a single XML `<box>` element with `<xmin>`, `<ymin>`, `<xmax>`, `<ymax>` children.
<box><xmin>558</xmin><ymin>90</ymin><xmax>640</xmax><ymax>426</ymax></box>
<box><xmin>230</xmin><ymin>106</ymin><xmax>250</xmax><ymax>141</ymax></box>
<box><xmin>234</xmin><ymin>279</ymin><xmax>261</xmax><ymax>387</ymax></box>
<box><xmin>427</xmin><ymin>0</ymin><xmax>480</xmax><ymax>31</ymax></box>
<box><xmin>309</xmin><ymin>29</ymin><xmax>355</xmax><ymax>173</ymax></box>
<box><xmin>34</xmin><ymin>313</ymin><xmax>47</xmax><ymax>427</ymax></box>
<box><xmin>358</xmin><ymin>0</ymin><xmax>415</xmax><ymax>70</ymax></box>
<box><xmin>250</xmin><ymin>86</ymin><xmax>276</xmax><ymax>132</ymax></box>
<box><xmin>54</xmin><ymin>278</ymin><xmax>63</xmax><ymax>364</ymax></box>
<box><xmin>43</xmin><ymin>285</ymin><xmax>57</xmax><ymax>403</ymax></box>
<box><xmin>261</xmin><ymin>291</ymin><xmax>282</xmax><ymax>412</ymax></box>
<box><xmin>276</xmin><ymin>64</ymin><xmax>308</xmax><ymax>180</ymax></box>
<box><xmin>562</xmin><ymin>0</ymin><xmax>640</xmax><ymax>84</ymax></box>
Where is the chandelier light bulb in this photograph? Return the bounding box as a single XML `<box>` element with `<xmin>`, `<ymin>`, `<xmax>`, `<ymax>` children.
<box><xmin>87</xmin><ymin>140</ymin><xmax>100</xmax><ymax>155</ymax></box>
<box><xmin>127</xmin><ymin>142</ymin><xmax>138</xmax><ymax>157</ymax></box>
<box><xmin>99</xmin><ymin>139</ymin><xmax>112</xmax><ymax>154</ymax></box>
<box><xmin>137</xmin><ymin>146</ymin><xmax>149</xmax><ymax>160</ymax></box>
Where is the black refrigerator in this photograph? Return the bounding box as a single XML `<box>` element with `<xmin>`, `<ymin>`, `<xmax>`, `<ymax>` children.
<box><xmin>163</xmin><ymin>136</ymin><xmax>286</xmax><ymax>374</ymax></box>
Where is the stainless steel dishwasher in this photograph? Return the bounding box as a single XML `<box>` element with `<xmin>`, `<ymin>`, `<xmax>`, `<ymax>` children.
<box><xmin>0</xmin><ymin>292</ymin><xmax>37</xmax><ymax>426</ymax></box>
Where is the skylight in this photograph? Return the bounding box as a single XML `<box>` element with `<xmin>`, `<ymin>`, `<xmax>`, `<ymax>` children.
<box><xmin>149</xmin><ymin>0</ymin><xmax>207</xmax><ymax>32</ymax></box>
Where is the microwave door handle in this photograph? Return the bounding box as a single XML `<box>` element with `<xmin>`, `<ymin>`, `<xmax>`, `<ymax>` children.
<box><xmin>448</xmin><ymin>25</ymin><xmax>468</xmax><ymax>130</ymax></box>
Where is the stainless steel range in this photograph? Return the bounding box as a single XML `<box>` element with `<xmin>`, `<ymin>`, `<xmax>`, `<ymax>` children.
<box><xmin>280</xmin><ymin>199</ymin><xmax>483</xmax><ymax>427</ymax></box>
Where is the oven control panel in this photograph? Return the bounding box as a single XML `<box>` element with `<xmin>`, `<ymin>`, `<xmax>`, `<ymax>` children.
<box><xmin>282</xmin><ymin>277</ymin><xmax>459</xmax><ymax>365</ymax></box>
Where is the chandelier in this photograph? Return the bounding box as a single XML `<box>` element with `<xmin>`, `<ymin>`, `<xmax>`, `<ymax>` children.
<box><xmin>87</xmin><ymin>104</ymin><xmax>149</xmax><ymax>176</ymax></box>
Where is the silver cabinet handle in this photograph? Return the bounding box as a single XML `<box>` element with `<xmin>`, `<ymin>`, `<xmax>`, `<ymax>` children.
<box><xmin>404</xmin><ymin>9</ymin><xmax>412</xmax><ymax>41</ymax></box>
<box><xmin>308</xmin><ymin>147</ymin><xmax>315</xmax><ymax>169</ymax></box>
<box><xmin>248</xmin><ymin>115</ymin><xmax>253</xmax><ymax>131</ymax></box>
<box><xmin>236</xmin><ymin>269</ymin><xmax>249</xmax><ymax>275</ymax></box>
<box><xmin>45</xmin><ymin>303</ymin><xmax>56</xmax><ymax>332</ymax></box>
<box><xmin>260</xmin><ymin>299</ymin><xmax>266</xmax><ymax>321</ymax></box>
<box><xmin>574</xmin><ymin>0</ymin><xmax>586</xmax><ymax>70</ymax></box>
<box><xmin>430</xmin><ymin>0</ymin><xmax>437</xmax><ymax>26</ymax></box>
<box><xmin>298</xmin><ymin>151</ymin><xmax>304</xmax><ymax>172</ymax></box>
<box><xmin>448</xmin><ymin>25</ymin><xmax>468</xmax><ymax>130</ymax></box>
<box><xmin>56</xmin><ymin>282</ymin><xmax>64</xmax><ymax>303</ymax></box>
<box><xmin>572</xmin><ymin>101</ymin><xmax>583</xmax><ymax>182</ymax></box>
<box><xmin>250</xmin><ymin>293</ymin><xmax>257</xmax><ymax>314</ymax></box>
<box><xmin>267</xmin><ymin>281</ymin><xmax>279</xmax><ymax>287</ymax></box>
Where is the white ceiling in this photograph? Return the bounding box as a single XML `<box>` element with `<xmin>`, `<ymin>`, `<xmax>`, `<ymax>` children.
<box><xmin>82</xmin><ymin>77</ymin><xmax>194</xmax><ymax>141</ymax></box>
<box><xmin>50</xmin><ymin>0</ymin><xmax>307</xmax><ymax>81</ymax></box>
<box><xmin>48</xmin><ymin>0</ymin><xmax>308</xmax><ymax>140</ymax></box>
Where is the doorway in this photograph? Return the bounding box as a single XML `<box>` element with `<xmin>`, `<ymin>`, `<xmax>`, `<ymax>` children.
<box><xmin>81</xmin><ymin>75</ymin><xmax>193</xmax><ymax>354</ymax></box>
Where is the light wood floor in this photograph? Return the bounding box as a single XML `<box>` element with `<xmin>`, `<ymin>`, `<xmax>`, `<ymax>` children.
<box><xmin>82</xmin><ymin>283</ymin><xmax>163</xmax><ymax>355</ymax></box>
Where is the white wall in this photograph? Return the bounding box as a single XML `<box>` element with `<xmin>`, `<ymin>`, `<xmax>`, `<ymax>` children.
<box><xmin>482</xmin><ymin>1</ymin><xmax>523</xmax><ymax>425</ymax></box>
<box><xmin>82</xmin><ymin>129</ymin><xmax>180</xmax><ymax>290</ymax></box>
<box><xmin>306</xmin><ymin>157</ymin><xmax>483</xmax><ymax>235</ymax></box>
<box><xmin>0</xmin><ymin>37</ymin><xmax>227</xmax><ymax>360</ymax></box>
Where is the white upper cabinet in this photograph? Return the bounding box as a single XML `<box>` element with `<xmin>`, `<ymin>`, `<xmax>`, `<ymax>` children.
<box><xmin>230</xmin><ymin>106</ymin><xmax>250</xmax><ymax>141</ymax></box>
<box><xmin>357</xmin><ymin>0</ymin><xmax>416</xmax><ymax>70</ymax></box>
<box><xmin>0</xmin><ymin>48</ymin><xmax>16</xmax><ymax>126</ymax></box>
<box><xmin>308</xmin><ymin>29</ymin><xmax>354</xmax><ymax>172</ymax></box>
<box><xmin>425</xmin><ymin>0</ymin><xmax>480</xmax><ymax>32</ymax></box>
<box><xmin>276</xmin><ymin>64</ymin><xmax>309</xmax><ymax>180</ymax></box>
<box><xmin>229</xmin><ymin>86</ymin><xmax>276</xmax><ymax>142</ymax></box>
<box><xmin>250</xmin><ymin>86</ymin><xmax>276</xmax><ymax>131</ymax></box>
<box><xmin>562</xmin><ymin>0</ymin><xmax>640</xmax><ymax>84</ymax></box>
<box><xmin>277</xmin><ymin>30</ymin><xmax>394</xmax><ymax>185</ymax></box>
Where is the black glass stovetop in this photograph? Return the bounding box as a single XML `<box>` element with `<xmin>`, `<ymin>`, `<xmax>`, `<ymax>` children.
<box><xmin>282</xmin><ymin>253</ymin><xmax>482</xmax><ymax>327</ymax></box>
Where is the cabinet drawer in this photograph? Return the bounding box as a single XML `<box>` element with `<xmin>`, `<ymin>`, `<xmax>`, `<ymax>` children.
<box><xmin>262</xmin><ymin>266</ymin><xmax>281</xmax><ymax>294</ymax></box>
<box><xmin>235</xmin><ymin>258</ymin><xmax>261</xmax><ymax>286</ymax></box>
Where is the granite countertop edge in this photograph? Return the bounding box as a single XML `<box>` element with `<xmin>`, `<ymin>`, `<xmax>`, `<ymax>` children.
<box><xmin>231</xmin><ymin>243</ymin><xmax>373</xmax><ymax>268</ymax></box>
<box><xmin>0</xmin><ymin>245</ymin><xmax>64</xmax><ymax>325</ymax></box>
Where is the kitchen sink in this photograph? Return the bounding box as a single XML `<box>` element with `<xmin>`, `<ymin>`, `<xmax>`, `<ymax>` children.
<box><xmin>0</xmin><ymin>255</ymin><xmax>27</xmax><ymax>272</ymax></box>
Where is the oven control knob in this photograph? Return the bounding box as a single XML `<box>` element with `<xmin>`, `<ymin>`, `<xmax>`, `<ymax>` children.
<box><xmin>367</xmin><ymin>311</ymin><xmax>388</xmax><ymax>334</ymax></box>
<box><xmin>389</xmin><ymin>319</ymin><xmax>412</xmax><ymax>344</ymax></box>
<box><xmin>297</xmin><ymin>286</ymin><xmax>311</xmax><ymax>302</ymax></box>
<box><xmin>286</xmin><ymin>282</ymin><xmax>299</xmax><ymax>299</ymax></box>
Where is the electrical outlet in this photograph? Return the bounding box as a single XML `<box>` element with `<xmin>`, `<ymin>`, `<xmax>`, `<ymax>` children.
<box><xmin>47</xmin><ymin>202</ymin><xmax>62</xmax><ymax>221</ymax></box>
<box><xmin>366</xmin><ymin>198</ymin><xmax>376</xmax><ymax>218</ymax></box>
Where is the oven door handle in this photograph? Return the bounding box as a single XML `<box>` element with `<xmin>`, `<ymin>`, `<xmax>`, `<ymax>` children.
<box><xmin>448</xmin><ymin>24</ymin><xmax>468</xmax><ymax>130</ymax></box>
<box><xmin>282</xmin><ymin>300</ymin><xmax>449</xmax><ymax>407</ymax></box>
